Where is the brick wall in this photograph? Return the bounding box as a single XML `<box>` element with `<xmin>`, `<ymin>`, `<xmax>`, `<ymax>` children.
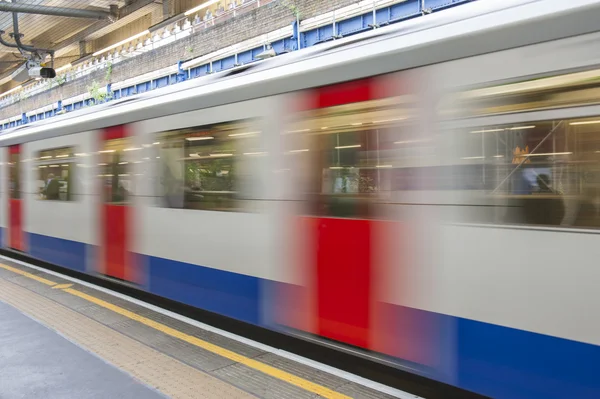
<box><xmin>0</xmin><ymin>0</ymin><xmax>359</xmax><ymax>119</ymax></box>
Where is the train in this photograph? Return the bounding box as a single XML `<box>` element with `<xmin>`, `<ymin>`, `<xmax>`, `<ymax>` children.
<box><xmin>1</xmin><ymin>0</ymin><xmax>600</xmax><ymax>397</ymax></box>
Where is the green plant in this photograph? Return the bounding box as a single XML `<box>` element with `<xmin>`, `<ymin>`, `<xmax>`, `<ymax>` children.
<box><xmin>88</xmin><ymin>80</ymin><xmax>112</xmax><ymax>105</ymax></box>
<box><xmin>280</xmin><ymin>0</ymin><xmax>301</xmax><ymax>19</ymax></box>
<box><xmin>51</xmin><ymin>74</ymin><xmax>67</xmax><ymax>89</ymax></box>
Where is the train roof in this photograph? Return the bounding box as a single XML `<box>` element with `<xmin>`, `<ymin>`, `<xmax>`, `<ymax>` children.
<box><xmin>1</xmin><ymin>0</ymin><xmax>599</xmax><ymax>145</ymax></box>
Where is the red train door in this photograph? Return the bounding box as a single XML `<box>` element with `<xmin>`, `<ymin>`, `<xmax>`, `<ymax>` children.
<box><xmin>8</xmin><ymin>145</ymin><xmax>24</xmax><ymax>251</ymax></box>
<box><xmin>293</xmin><ymin>78</ymin><xmax>393</xmax><ymax>349</ymax></box>
<box><xmin>99</xmin><ymin>125</ymin><xmax>136</xmax><ymax>282</ymax></box>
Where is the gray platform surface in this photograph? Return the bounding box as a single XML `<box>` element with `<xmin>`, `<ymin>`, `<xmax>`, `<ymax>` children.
<box><xmin>0</xmin><ymin>300</ymin><xmax>165</xmax><ymax>399</ymax></box>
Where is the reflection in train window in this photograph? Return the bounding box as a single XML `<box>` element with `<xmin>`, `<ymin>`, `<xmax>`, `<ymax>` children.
<box><xmin>37</xmin><ymin>147</ymin><xmax>74</xmax><ymax>201</ymax></box>
<box><xmin>100</xmin><ymin>139</ymin><xmax>132</xmax><ymax>204</ymax></box>
<box><xmin>9</xmin><ymin>151</ymin><xmax>20</xmax><ymax>199</ymax></box>
<box><xmin>157</xmin><ymin>120</ymin><xmax>256</xmax><ymax>211</ymax></box>
<box><xmin>456</xmin><ymin>118</ymin><xmax>600</xmax><ymax>228</ymax></box>
<box><xmin>286</xmin><ymin>96</ymin><xmax>417</xmax><ymax>219</ymax></box>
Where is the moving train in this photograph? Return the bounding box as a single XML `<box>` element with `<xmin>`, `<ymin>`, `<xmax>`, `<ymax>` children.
<box><xmin>2</xmin><ymin>0</ymin><xmax>600</xmax><ymax>397</ymax></box>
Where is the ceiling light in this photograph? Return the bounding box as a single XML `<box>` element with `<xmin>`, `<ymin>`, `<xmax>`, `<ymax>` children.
<box><xmin>570</xmin><ymin>120</ymin><xmax>600</xmax><ymax>126</ymax></box>
<box><xmin>209</xmin><ymin>153</ymin><xmax>233</xmax><ymax>157</ymax></box>
<box><xmin>507</xmin><ymin>125</ymin><xmax>536</xmax><ymax>130</ymax></box>
<box><xmin>185</xmin><ymin>0</ymin><xmax>220</xmax><ymax>16</ymax></box>
<box><xmin>124</xmin><ymin>147</ymin><xmax>141</xmax><ymax>151</ymax></box>
<box><xmin>461</xmin><ymin>156</ymin><xmax>484</xmax><ymax>160</ymax></box>
<box><xmin>186</xmin><ymin>136</ymin><xmax>214</xmax><ymax>141</ymax></box>
<box><xmin>244</xmin><ymin>152</ymin><xmax>267</xmax><ymax>156</ymax></box>
<box><xmin>470</xmin><ymin>128</ymin><xmax>505</xmax><ymax>133</ymax></box>
<box><xmin>93</xmin><ymin>30</ymin><xmax>149</xmax><ymax>57</ymax></box>
<box><xmin>228</xmin><ymin>132</ymin><xmax>259</xmax><ymax>137</ymax></box>
<box><xmin>287</xmin><ymin>149</ymin><xmax>309</xmax><ymax>153</ymax></box>
<box><xmin>55</xmin><ymin>63</ymin><xmax>71</xmax><ymax>73</ymax></box>
<box><xmin>335</xmin><ymin>144</ymin><xmax>361</xmax><ymax>149</ymax></box>
<box><xmin>375</xmin><ymin>165</ymin><xmax>392</xmax><ymax>168</ymax></box>
<box><xmin>0</xmin><ymin>85</ymin><xmax>22</xmax><ymax>98</ymax></box>
<box><xmin>524</xmin><ymin>152</ymin><xmax>572</xmax><ymax>157</ymax></box>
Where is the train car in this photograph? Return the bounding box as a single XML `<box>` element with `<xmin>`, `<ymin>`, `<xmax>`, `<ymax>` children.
<box><xmin>1</xmin><ymin>0</ymin><xmax>600</xmax><ymax>398</ymax></box>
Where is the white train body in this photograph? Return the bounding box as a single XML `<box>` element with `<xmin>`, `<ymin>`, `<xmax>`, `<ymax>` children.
<box><xmin>2</xmin><ymin>1</ymin><xmax>600</xmax><ymax>397</ymax></box>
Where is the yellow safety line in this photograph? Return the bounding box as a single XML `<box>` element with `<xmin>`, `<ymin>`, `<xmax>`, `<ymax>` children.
<box><xmin>0</xmin><ymin>263</ymin><xmax>57</xmax><ymax>286</ymax></box>
<box><xmin>0</xmin><ymin>263</ymin><xmax>350</xmax><ymax>399</ymax></box>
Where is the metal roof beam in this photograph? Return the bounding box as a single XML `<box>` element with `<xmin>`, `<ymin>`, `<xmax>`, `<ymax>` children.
<box><xmin>0</xmin><ymin>2</ymin><xmax>116</xmax><ymax>20</ymax></box>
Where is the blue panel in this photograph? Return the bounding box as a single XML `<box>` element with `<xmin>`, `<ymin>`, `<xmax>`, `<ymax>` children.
<box><xmin>238</xmin><ymin>49</ymin><xmax>254</xmax><ymax>64</ymax></box>
<box><xmin>28</xmin><ymin>233</ymin><xmax>87</xmax><ymax>273</ymax></box>
<box><xmin>425</xmin><ymin>0</ymin><xmax>473</xmax><ymax>11</ymax></box>
<box><xmin>456</xmin><ymin>317</ymin><xmax>600</xmax><ymax>399</ymax></box>
<box><xmin>382</xmin><ymin>303</ymin><xmax>600</xmax><ymax>399</ymax></box>
<box><xmin>148</xmin><ymin>256</ymin><xmax>261</xmax><ymax>325</ymax></box>
<box><xmin>221</xmin><ymin>55</ymin><xmax>236</xmax><ymax>70</ymax></box>
<box><xmin>155</xmin><ymin>76</ymin><xmax>169</xmax><ymax>89</ymax></box>
<box><xmin>336</xmin><ymin>15</ymin><xmax>371</xmax><ymax>38</ymax></box>
<box><xmin>390</xmin><ymin>0</ymin><xmax>421</xmax><ymax>21</ymax></box>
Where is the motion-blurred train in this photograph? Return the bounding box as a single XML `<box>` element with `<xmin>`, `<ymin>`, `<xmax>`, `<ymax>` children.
<box><xmin>2</xmin><ymin>0</ymin><xmax>600</xmax><ymax>397</ymax></box>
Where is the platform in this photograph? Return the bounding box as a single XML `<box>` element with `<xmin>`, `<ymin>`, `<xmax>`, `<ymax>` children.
<box><xmin>0</xmin><ymin>258</ymin><xmax>419</xmax><ymax>399</ymax></box>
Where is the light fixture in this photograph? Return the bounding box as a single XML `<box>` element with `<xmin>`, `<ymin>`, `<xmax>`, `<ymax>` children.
<box><xmin>93</xmin><ymin>30</ymin><xmax>150</xmax><ymax>57</ymax></box>
<box><xmin>244</xmin><ymin>152</ymin><xmax>267</xmax><ymax>156</ymax></box>
<box><xmin>507</xmin><ymin>125</ymin><xmax>536</xmax><ymax>130</ymax></box>
<box><xmin>185</xmin><ymin>0</ymin><xmax>220</xmax><ymax>16</ymax></box>
<box><xmin>55</xmin><ymin>154</ymin><xmax>69</xmax><ymax>158</ymax></box>
<box><xmin>186</xmin><ymin>136</ymin><xmax>214</xmax><ymax>141</ymax></box>
<box><xmin>373</xmin><ymin>117</ymin><xmax>406</xmax><ymax>124</ymax></box>
<box><xmin>55</xmin><ymin>63</ymin><xmax>72</xmax><ymax>73</ymax></box>
<box><xmin>287</xmin><ymin>149</ymin><xmax>309</xmax><ymax>153</ymax></box>
<box><xmin>124</xmin><ymin>147</ymin><xmax>141</xmax><ymax>151</ymax></box>
<box><xmin>209</xmin><ymin>153</ymin><xmax>233</xmax><ymax>157</ymax></box>
<box><xmin>525</xmin><ymin>152</ymin><xmax>572</xmax><ymax>157</ymax></box>
<box><xmin>570</xmin><ymin>120</ymin><xmax>600</xmax><ymax>126</ymax></box>
<box><xmin>375</xmin><ymin>164</ymin><xmax>392</xmax><ymax>168</ymax></box>
<box><xmin>461</xmin><ymin>156</ymin><xmax>485</xmax><ymax>160</ymax></box>
<box><xmin>335</xmin><ymin>144</ymin><xmax>361</xmax><ymax>149</ymax></box>
<box><xmin>1</xmin><ymin>85</ymin><xmax>22</xmax><ymax>98</ymax></box>
<box><xmin>228</xmin><ymin>131</ymin><xmax>259</xmax><ymax>137</ymax></box>
<box><xmin>470</xmin><ymin>128</ymin><xmax>505</xmax><ymax>133</ymax></box>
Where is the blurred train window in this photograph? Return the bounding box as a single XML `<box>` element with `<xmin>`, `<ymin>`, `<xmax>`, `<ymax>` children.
<box><xmin>446</xmin><ymin>67</ymin><xmax>600</xmax><ymax>118</ymax></box>
<box><xmin>100</xmin><ymin>139</ymin><xmax>132</xmax><ymax>204</ymax></box>
<box><xmin>457</xmin><ymin>118</ymin><xmax>600</xmax><ymax>228</ymax></box>
<box><xmin>286</xmin><ymin>97</ymin><xmax>416</xmax><ymax>219</ymax></box>
<box><xmin>9</xmin><ymin>152</ymin><xmax>20</xmax><ymax>199</ymax></box>
<box><xmin>157</xmin><ymin>121</ymin><xmax>255</xmax><ymax>211</ymax></box>
<box><xmin>36</xmin><ymin>147</ymin><xmax>75</xmax><ymax>201</ymax></box>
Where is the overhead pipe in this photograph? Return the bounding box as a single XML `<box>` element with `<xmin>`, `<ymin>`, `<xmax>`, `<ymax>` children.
<box><xmin>0</xmin><ymin>1</ymin><xmax>117</xmax><ymax>20</ymax></box>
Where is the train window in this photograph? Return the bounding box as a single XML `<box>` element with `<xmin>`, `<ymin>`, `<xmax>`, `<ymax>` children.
<box><xmin>9</xmin><ymin>152</ymin><xmax>20</xmax><ymax>199</ymax></box>
<box><xmin>285</xmin><ymin>96</ymin><xmax>417</xmax><ymax>219</ymax></box>
<box><xmin>446</xmin><ymin>67</ymin><xmax>600</xmax><ymax>118</ymax></box>
<box><xmin>157</xmin><ymin>120</ymin><xmax>254</xmax><ymax>211</ymax></box>
<box><xmin>36</xmin><ymin>147</ymin><xmax>75</xmax><ymax>201</ymax></box>
<box><xmin>100</xmin><ymin>139</ymin><xmax>132</xmax><ymax>204</ymax></box>
<box><xmin>456</xmin><ymin>118</ymin><xmax>600</xmax><ymax>228</ymax></box>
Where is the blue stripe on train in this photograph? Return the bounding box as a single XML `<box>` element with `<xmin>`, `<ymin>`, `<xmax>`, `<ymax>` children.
<box><xmin>147</xmin><ymin>255</ymin><xmax>261</xmax><ymax>325</ymax></box>
<box><xmin>384</xmin><ymin>304</ymin><xmax>600</xmax><ymax>399</ymax></box>
<box><xmin>15</xmin><ymin>233</ymin><xmax>600</xmax><ymax>398</ymax></box>
<box><xmin>27</xmin><ymin>232</ymin><xmax>87</xmax><ymax>272</ymax></box>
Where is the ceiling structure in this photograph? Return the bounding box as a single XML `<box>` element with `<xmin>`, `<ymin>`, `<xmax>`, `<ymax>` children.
<box><xmin>0</xmin><ymin>0</ymin><xmax>173</xmax><ymax>87</ymax></box>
